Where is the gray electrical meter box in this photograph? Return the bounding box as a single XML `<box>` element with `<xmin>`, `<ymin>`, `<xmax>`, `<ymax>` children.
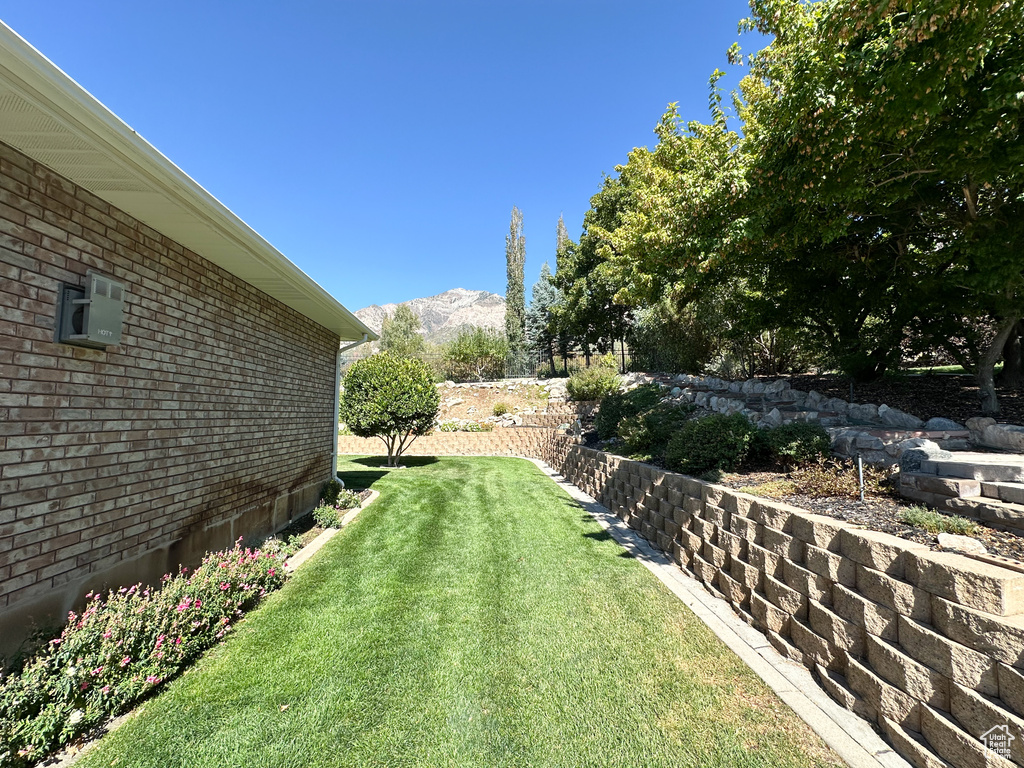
<box><xmin>56</xmin><ymin>272</ymin><xmax>125</xmax><ymax>349</ymax></box>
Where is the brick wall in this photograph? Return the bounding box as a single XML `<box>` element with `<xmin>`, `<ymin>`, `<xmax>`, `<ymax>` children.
<box><xmin>538</xmin><ymin>436</ymin><xmax>1024</xmax><ymax>768</ymax></box>
<box><xmin>0</xmin><ymin>139</ymin><xmax>339</xmax><ymax>648</ymax></box>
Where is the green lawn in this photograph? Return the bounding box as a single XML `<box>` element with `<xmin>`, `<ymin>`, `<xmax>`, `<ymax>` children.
<box><xmin>78</xmin><ymin>457</ymin><xmax>840</xmax><ymax>768</ymax></box>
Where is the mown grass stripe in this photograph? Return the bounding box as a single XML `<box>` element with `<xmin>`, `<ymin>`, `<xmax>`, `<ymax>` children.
<box><xmin>77</xmin><ymin>456</ymin><xmax>840</xmax><ymax>768</ymax></box>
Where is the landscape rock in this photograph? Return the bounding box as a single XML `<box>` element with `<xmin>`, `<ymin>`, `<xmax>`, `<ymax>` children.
<box><xmin>923</xmin><ymin>417</ymin><xmax>965</xmax><ymax>431</ymax></box>
<box><xmin>936</xmin><ymin>533</ymin><xmax>987</xmax><ymax>556</ymax></box>
<box><xmin>897</xmin><ymin>439</ymin><xmax>952</xmax><ymax>473</ymax></box>
<box><xmin>878</xmin><ymin>404</ymin><xmax>925</xmax><ymax>429</ymax></box>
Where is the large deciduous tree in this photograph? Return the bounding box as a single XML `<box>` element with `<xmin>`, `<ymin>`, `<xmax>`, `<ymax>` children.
<box><xmin>379</xmin><ymin>304</ymin><xmax>425</xmax><ymax>359</ymax></box>
<box><xmin>737</xmin><ymin>0</ymin><xmax>1024</xmax><ymax>408</ymax></box>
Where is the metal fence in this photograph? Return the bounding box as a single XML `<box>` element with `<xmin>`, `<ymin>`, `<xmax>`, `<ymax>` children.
<box><xmin>340</xmin><ymin>345</ymin><xmax>633</xmax><ymax>382</ymax></box>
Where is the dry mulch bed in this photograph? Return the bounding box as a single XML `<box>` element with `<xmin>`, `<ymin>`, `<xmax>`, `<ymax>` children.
<box><xmin>716</xmin><ymin>470</ymin><xmax>1024</xmax><ymax>563</ymax></box>
<box><xmin>787</xmin><ymin>372</ymin><xmax>1024</xmax><ymax>425</ymax></box>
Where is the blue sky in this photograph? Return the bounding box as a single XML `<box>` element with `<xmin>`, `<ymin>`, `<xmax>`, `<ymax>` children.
<box><xmin>1</xmin><ymin>2</ymin><xmax>764</xmax><ymax>311</ymax></box>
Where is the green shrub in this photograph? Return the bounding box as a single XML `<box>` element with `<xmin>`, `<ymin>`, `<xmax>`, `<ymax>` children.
<box><xmin>594</xmin><ymin>383</ymin><xmax>664</xmax><ymax>440</ymax></box>
<box><xmin>0</xmin><ymin>541</ymin><xmax>287</xmax><ymax>767</ymax></box>
<box><xmin>618</xmin><ymin>402</ymin><xmax>696</xmax><ymax>458</ymax></box>
<box><xmin>764</xmin><ymin>422</ymin><xmax>832</xmax><ymax>467</ymax></box>
<box><xmin>320</xmin><ymin>479</ymin><xmax>344</xmax><ymax>506</ymax></box>
<box><xmin>340</xmin><ymin>353</ymin><xmax>440</xmax><ymax>467</ymax></box>
<box><xmin>443</xmin><ymin>327</ymin><xmax>509</xmax><ymax>381</ymax></box>
<box><xmin>493</xmin><ymin>402</ymin><xmax>509</xmax><ymax>417</ymax></box>
<box><xmin>437</xmin><ymin>420</ymin><xmax>490</xmax><ymax>433</ymax></box>
<box><xmin>566</xmin><ymin>364</ymin><xmax>621</xmax><ymax>402</ymax></box>
<box><xmin>665</xmin><ymin>413</ymin><xmax>760</xmax><ymax>476</ymax></box>
<box><xmin>312</xmin><ymin>491</ymin><xmax>362</xmax><ymax>528</ymax></box>
<box><xmin>900</xmin><ymin>506</ymin><xmax>979</xmax><ymax>535</ymax></box>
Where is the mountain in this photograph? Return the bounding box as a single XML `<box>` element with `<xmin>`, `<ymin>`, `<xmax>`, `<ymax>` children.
<box><xmin>355</xmin><ymin>288</ymin><xmax>506</xmax><ymax>344</ymax></box>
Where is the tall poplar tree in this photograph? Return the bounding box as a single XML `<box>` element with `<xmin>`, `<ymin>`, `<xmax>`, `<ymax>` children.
<box><xmin>505</xmin><ymin>206</ymin><xmax>527</xmax><ymax>370</ymax></box>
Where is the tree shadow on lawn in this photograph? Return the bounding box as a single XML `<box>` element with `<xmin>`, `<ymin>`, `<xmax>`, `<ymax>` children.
<box><xmin>339</xmin><ymin>455</ymin><xmax>439</xmax><ymax>489</ymax></box>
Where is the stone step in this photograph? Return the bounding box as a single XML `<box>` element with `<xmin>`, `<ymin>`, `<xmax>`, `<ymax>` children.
<box><xmin>899</xmin><ymin>473</ymin><xmax>981</xmax><ymax>509</ymax></box>
<box><xmin>945</xmin><ymin>496</ymin><xmax>1024</xmax><ymax>532</ymax></box>
<box><xmin>980</xmin><ymin>481</ymin><xmax>1024</xmax><ymax>506</ymax></box>
<box><xmin>921</xmin><ymin>452</ymin><xmax>1024</xmax><ymax>482</ymax></box>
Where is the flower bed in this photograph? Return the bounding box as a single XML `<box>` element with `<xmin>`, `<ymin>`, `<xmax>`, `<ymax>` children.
<box><xmin>0</xmin><ymin>540</ymin><xmax>287</xmax><ymax>767</ymax></box>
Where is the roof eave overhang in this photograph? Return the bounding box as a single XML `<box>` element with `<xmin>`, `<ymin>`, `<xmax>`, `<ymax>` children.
<box><xmin>0</xmin><ymin>21</ymin><xmax>376</xmax><ymax>343</ymax></box>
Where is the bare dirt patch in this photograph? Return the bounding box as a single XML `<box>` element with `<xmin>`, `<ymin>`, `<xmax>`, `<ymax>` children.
<box><xmin>437</xmin><ymin>380</ymin><xmax>560</xmax><ymax>423</ymax></box>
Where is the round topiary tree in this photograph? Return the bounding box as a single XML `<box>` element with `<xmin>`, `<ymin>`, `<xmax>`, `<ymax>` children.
<box><xmin>340</xmin><ymin>353</ymin><xmax>440</xmax><ymax>467</ymax></box>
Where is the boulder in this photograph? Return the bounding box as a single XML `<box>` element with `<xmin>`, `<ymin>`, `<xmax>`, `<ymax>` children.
<box><xmin>923</xmin><ymin>417</ymin><xmax>965</xmax><ymax>431</ymax></box>
<box><xmin>897</xmin><ymin>439</ymin><xmax>953</xmax><ymax>473</ymax></box>
<box><xmin>877</xmin><ymin>404</ymin><xmax>925</xmax><ymax>429</ymax></box>
<box><xmin>847</xmin><ymin>403</ymin><xmax>880</xmax><ymax>422</ymax></box>
<box><xmin>937</xmin><ymin>533</ymin><xmax>987</xmax><ymax>556</ymax></box>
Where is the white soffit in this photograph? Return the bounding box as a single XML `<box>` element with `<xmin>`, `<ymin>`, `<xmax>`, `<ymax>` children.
<box><xmin>0</xmin><ymin>21</ymin><xmax>376</xmax><ymax>343</ymax></box>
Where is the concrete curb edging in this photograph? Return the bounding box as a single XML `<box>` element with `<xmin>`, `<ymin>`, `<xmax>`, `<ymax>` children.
<box><xmin>526</xmin><ymin>457</ymin><xmax>911</xmax><ymax>768</ymax></box>
<box><xmin>284</xmin><ymin>490</ymin><xmax>380</xmax><ymax>573</ymax></box>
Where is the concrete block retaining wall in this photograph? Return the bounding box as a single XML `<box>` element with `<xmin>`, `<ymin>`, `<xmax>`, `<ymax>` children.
<box><xmin>340</xmin><ymin>428</ymin><xmax>1024</xmax><ymax>767</ymax></box>
<box><xmin>336</xmin><ymin>426</ymin><xmax>553</xmax><ymax>459</ymax></box>
<box><xmin>537</xmin><ymin>435</ymin><xmax>1024</xmax><ymax>768</ymax></box>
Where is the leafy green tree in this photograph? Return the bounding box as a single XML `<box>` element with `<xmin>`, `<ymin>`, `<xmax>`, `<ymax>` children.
<box><xmin>443</xmin><ymin>326</ymin><xmax>509</xmax><ymax>382</ymax></box>
<box><xmin>551</xmin><ymin>177</ymin><xmax>633</xmax><ymax>365</ymax></box>
<box><xmin>379</xmin><ymin>304</ymin><xmax>425</xmax><ymax>359</ymax></box>
<box><xmin>340</xmin><ymin>353</ymin><xmax>439</xmax><ymax>467</ymax></box>
<box><xmin>505</xmin><ymin>206</ymin><xmax>527</xmax><ymax>367</ymax></box>
<box><xmin>737</xmin><ymin>0</ymin><xmax>1024</xmax><ymax>406</ymax></box>
<box><xmin>526</xmin><ymin>262</ymin><xmax>558</xmax><ymax>371</ymax></box>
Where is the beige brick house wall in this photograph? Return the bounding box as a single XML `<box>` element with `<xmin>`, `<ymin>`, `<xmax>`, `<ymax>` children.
<box><xmin>0</xmin><ymin>139</ymin><xmax>338</xmax><ymax>646</ymax></box>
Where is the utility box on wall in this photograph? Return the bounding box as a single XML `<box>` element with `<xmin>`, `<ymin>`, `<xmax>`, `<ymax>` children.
<box><xmin>56</xmin><ymin>271</ymin><xmax>125</xmax><ymax>349</ymax></box>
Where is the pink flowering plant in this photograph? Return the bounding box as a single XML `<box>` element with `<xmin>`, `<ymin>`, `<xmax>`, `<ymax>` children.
<box><xmin>0</xmin><ymin>539</ymin><xmax>287</xmax><ymax>767</ymax></box>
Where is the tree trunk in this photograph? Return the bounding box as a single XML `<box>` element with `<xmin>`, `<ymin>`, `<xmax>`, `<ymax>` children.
<box><xmin>998</xmin><ymin>320</ymin><xmax>1023</xmax><ymax>389</ymax></box>
<box><xmin>979</xmin><ymin>317</ymin><xmax>1019</xmax><ymax>416</ymax></box>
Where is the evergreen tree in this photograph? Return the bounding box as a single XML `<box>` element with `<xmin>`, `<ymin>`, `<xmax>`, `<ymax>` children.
<box><xmin>553</xmin><ymin>215</ymin><xmax>571</xmax><ymax>373</ymax></box>
<box><xmin>526</xmin><ymin>262</ymin><xmax>558</xmax><ymax>371</ymax></box>
<box><xmin>504</xmin><ymin>206</ymin><xmax>527</xmax><ymax>371</ymax></box>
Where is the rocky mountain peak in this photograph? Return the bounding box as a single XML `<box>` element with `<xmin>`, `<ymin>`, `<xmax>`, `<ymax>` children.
<box><xmin>355</xmin><ymin>288</ymin><xmax>506</xmax><ymax>344</ymax></box>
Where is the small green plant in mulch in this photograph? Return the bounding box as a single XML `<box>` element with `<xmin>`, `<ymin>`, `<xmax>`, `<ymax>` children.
<box><xmin>320</xmin><ymin>479</ymin><xmax>345</xmax><ymax>506</ymax></box>
<box><xmin>492</xmin><ymin>402</ymin><xmax>509</xmax><ymax>417</ymax></box>
<box><xmin>311</xmin><ymin>490</ymin><xmax>364</xmax><ymax>528</ymax></box>
<box><xmin>900</xmin><ymin>505</ymin><xmax>979</xmax><ymax>535</ymax></box>
<box><xmin>738</xmin><ymin>479</ymin><xmax>800</xmax><ymax>499</ymax></box>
